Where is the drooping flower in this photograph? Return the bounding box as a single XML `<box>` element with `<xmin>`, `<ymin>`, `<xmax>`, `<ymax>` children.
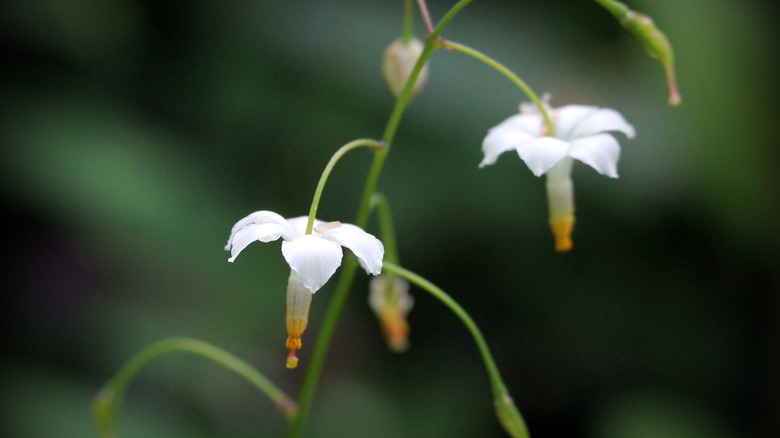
<box><xmin>480</xmin><ymin>101</ymin><xmax>635</xmax><ymax>251</ymax></box>
<box><xmin>368</xmin><ymin>275</ymin><xmax>413</xmax><ymax>353</ymax></box>
<box><xmin>225</xmin><ymin>211</ymin><xmax>384</xmax><ymax>368</ymax></box>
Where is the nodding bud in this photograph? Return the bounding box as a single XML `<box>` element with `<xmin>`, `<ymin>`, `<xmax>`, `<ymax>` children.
<box><xmin>494</xmin><ymin>393</ymin><xmax>530</xmax><ymax>438</ymax></box>
<box><xmin>620</xmin><ymin>11</ymin><xmax>680</xmax><ymax>106</ymax></box>
<box><xmin>381</xmin><ymin>37</ymin><xmax>429</xmax><ymax>99</ymax></box>
<box><xmin>285</xmin><ymin>271</ymin><xmax>312</xmax><ymax>369</ymax></box>
<box><xmin>369</xmin><ymin>275</ymin><xmax>413</xmax><ymax>353</ymax></box>
<box><xmin>597</xmin><ymin>1</ymin><xmax>680</xmax><ymax>106</ymax></box>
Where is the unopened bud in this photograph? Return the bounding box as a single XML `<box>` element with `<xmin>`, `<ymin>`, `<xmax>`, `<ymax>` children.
<box><xmin>369</xmin><ymin>275</ymin><xmax>413</xmax><ymax>352</ymax></box>
<box><xmin>381</xmin><ymin>38</ymin><xmax>429</xmax><ymax>99</ymax></box>
<box><xmin>494</xmin><ymin>393</ymin><xmax>530</xmax><ymax>438</ymax></box>
<box><xmin>621</xmin><ymin>11</ymin><xmax>680</xmax><ymax>106</ymax></box>
<box><xmin>92</xmin><ymin>387</ymin><xmax>118</xmax><ymax>438</ymax></box>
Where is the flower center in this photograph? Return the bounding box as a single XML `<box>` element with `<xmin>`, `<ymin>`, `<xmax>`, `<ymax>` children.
<box><xmin>313</xmin><ymin>221</ymin><xmax>342</xmax><ymax>234</ymax></box>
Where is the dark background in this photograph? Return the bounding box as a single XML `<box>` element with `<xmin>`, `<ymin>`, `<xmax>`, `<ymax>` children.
<box><xmin>2</xmin><ymin>1</ymin><xmax>778</xmax><ymax>437</ymax></box>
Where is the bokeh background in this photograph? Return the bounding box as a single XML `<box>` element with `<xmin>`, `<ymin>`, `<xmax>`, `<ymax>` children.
<box><xmin>2</xmin><ymin>0</ymin><xmax>778</xmax><ymax>437</ymax></box>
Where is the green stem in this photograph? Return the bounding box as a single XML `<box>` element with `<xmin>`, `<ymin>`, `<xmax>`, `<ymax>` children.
<box><xmin>382</xmin><ymin>263</ymin><xmax>505</xmax><ymax>396</ymax></box>
<box><xmin>93</xmin><ymin>338</ymin><xmax>296</xmax><ymax>438</ymax></box>
<box><xmin>442</xmin><ymin>39</ymin><xmax>555</xmax><ymax>137</ymax></box>
<box><xmin>370</xmin><ymin>193</ymin><xmax>399</xmax><ymax>265</ymax></box>
<box><xmin>289</xmin><ymin>3</ymin><xmax>475</xmax><ymax>438</ymax></box>
<box><xmin>402</xmin><ymin>0</ymin><xmax>414</xmax><ymax>43</ymax></box>
<box><xmin>382</xmin><ymin>262</ymin><xmax>530</xmax><ymax>438</ymax></box>
<box><xmin>305</xmin><ymin>139</ymin><xmax>380</xmax><ymax>235</ymax></box>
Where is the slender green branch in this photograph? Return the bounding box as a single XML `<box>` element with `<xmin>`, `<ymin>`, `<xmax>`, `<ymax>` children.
<box><xmin>370</xmin><ymin>193</ymin><xmax>399</xmax><ymax>265</ymax></box>
<box><xmin>382</xmin><ymin>263</ymin><xmax>505</xmax><ymax>395</ymax></box>
<box><xmin>402</xmin><ymin>0</ymin><xmax>414</xmax><ymax>43</ymax></box>
<box><xmin>382</xmin><ymin>262</ymin><xmax>530</xmax><ymax>438</ymax></box>
<box><xmin>305</xmin><ymin>139</ymin><xmax>381</xmax><ymax>235</ymax></box>
<box><xmin>289</xmin><ymin>3</ymin><xmax>475</xmax><ymax>438</ymax></box>
<box><xmin>441</xmin><ymin>39</ymin><xmax>555</xmax><ymax>137</ymax></box>
<box><xmin>93</xmin><ymin>338</ymin><xmax>296</xmax><ymax>438</ymax></box>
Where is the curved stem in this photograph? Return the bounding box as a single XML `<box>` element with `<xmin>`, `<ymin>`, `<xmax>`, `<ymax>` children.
<box><xmin>370</xmin><ymin>193</ymin><xmax>399</xmax><ymax>265</ymax></box>
<box><xmin>382</xmin><ymin>263</ymin><xmax>506</xmax><ymax>396</ymax></box>
<box><xmin>289</xmin><ymin>3</ymin><xmax>475</xmax><ymax>438</ymax></box>
<box><xmin>305</xmin><ymin>139</ymin><xmax>381</xmax><ymax>235</ymax></box>
<box><xmin>382</xmin><ymin>262</ymin><xmax>530</xmax><ymax>438</ymax></box>
<box><xmin>94</xmin><ymin>338</ymin><xmax>296</xmax><ymax>438</ymax></box>
<box><xmin>441</xmin><ymin>39</ymin><xmax>555</xmax><ymax>137</ymax></box>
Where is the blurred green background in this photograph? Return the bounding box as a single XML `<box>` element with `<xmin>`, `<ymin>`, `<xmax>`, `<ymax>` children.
<box><xmin>2</xmin><ymin>0</ymin><xmax>778</xmax><ymax>437</ymax></box>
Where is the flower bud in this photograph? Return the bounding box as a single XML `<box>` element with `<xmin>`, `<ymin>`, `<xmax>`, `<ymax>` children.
<box><xmin>620</xmin><ymin>11</ymin><xmax>680</xmax><ymax>106</ymax></box>
<box><xmin>494</xmin><ymin>393</ymin><xmax>530</xmax><ymax>438</ymax></box>
<box><xmin>381</xmin><ymin>37</ymin><xmax>429</xmax><ymax>99</ymax></box>
<box><xmin>369</xmin><ymin>275</ymin><xmax>413</xmax><ymax>352</ymax></box>
<box><xmin>92</xmin><ymin>387</ymin><xmax>118</xmax><ymax>438</ymax></box>
<box><xmin>285</xmin><ymin>270</ymin><xmax>312</xmax><ymax>369</ymax></box>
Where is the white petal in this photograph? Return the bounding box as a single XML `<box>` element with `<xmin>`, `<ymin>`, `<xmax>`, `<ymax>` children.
<box><xmin>227</xmin><ymin>223</ymin><xmax>285</xmax><ymax>262</ymax></box>
<box><xmin>225</xmin><ymin>210</ymin><xmax>287</xmax><ymax>250</ymax></box>
<box><xmin>321</xmin><ymin>224</ymin><xmax>384</xmax><ymax>275</ymax></box>
<box><xmin>489</xmin><ymin>113</ymin><xmax>543</xmax><ymax>136</ymax></box>
<box><xmin>568</xmin><ymin>134</ymin><xmax>621</xmax><ymax>178</ymax></box>
<box><xmin>514</xmin><ymin>137</ymin><xmax>570</xmax><ymax>176</ymax></box>
<box><xmin>480</xmin><ymin>127</ymin><xmax>537</xmax><ymax>168</ymax></box>
<box><xmin>281</xmin><ymin>235</ymin><xmax>343</xmax><ymax>292</ymax></box>
<box><xmin>283</xmin><ymin>216</ymin><xmax>323</xmax><ymax>241</ymax></box>
<box><xmin>553</xmin><ymin>105</ymin><xmax>598</xmax><ymax>140</ymax></box>
<box><xmin>563</xmin><ymin>106</ymin><xmax>635</xmax><ymax>140</ymax></box>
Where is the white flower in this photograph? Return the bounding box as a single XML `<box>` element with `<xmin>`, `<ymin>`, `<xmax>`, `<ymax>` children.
<box><xmin>225</xmin><ymin>210</ymin><xmax>384</xmax><ymax>368</ymax></box>
<box><xmin>225</xmin><ymin>210</ymin><xmax>384</xmax><ymax>292</ymax></box>
<box><xmin>480</xmin><ymin>103</ymin><xmax>635</xmax><ymax>251</ymax></box>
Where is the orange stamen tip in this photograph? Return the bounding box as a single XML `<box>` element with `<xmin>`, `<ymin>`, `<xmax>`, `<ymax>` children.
<box><xmin>285</xmin><ymin>336</ymin><xmax>302</xmax><ymax>351</ymax></box>
<box><xmin>286</xmin><ymin>350</ymin><xmax>299</xmax><ymax>369</ymax></box>
<box><xmin>381</xmin><ymin>317</ymin><xmax>410</xmax><ymax>353</ymax></box>
<box><xmin>550</xmin><ymin>217</ymin><xmax>574</xmax><ymax>252</ymax></box>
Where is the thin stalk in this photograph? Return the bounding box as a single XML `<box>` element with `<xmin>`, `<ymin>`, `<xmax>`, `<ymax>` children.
<box><xmin>94</xmin><ymin>338</ymin><xmax>296</xmax><ymax>438</ymax></box>
<box><xmin>305</xmin><ymin>139</ymin><xmax>380</xmax><ymax>235</ymax></box>
<box><xmin>382</xmin><ymin>263</ymin><xmax>506</xmax><ymax>396</ymax></box>
<box><xmin>402</xmin><ymin>0</ymin><xmax>414</xmax><ymax>43</ymax></box>
<box><xmin>416</xmin><ymin>0</ymin><xmax>434</xmax><ymax>34</ymax></box>
<box><xmin>382</xmin><ymin>262</ymin><xmax>530</xmax><ymax>438</ymax></box>
<box><xmin>442</xmin><ymin>39</ymin><xmax>555</xmax><ymax>137</ymax></box>
<box><xmin>289</xmin><ymin>3</ymin><xmax>475</xmax><ymax>437</ymax></box>
<box><xmin>370</xmin><ymin>193</ymin><xmax>399</xmax><ymax>265</ymax></box>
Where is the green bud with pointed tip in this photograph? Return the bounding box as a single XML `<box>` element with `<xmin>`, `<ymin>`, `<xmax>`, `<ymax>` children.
<box><xmin>92</xmin><ymin>387</ymin><xmax>118</xmax><ymax>438</ymax></box>
<box><xmin>494</xmin><ymin>393</ymin><xmax>530</xmax><ymax>438</ymax></box>
<box><xmin>621</xmin><ymin>10</ymin><xmax>680</xmax><ymax>105</ymax></box>
<box><xmin>595</xmin><ymin>0</ymin><xmax>680</xmax><ymax>106</ymax></box>
<box><xmin>381</xmin><ymin>37</ymin><xmax>429</xmax><ymax>99</ymax></box>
